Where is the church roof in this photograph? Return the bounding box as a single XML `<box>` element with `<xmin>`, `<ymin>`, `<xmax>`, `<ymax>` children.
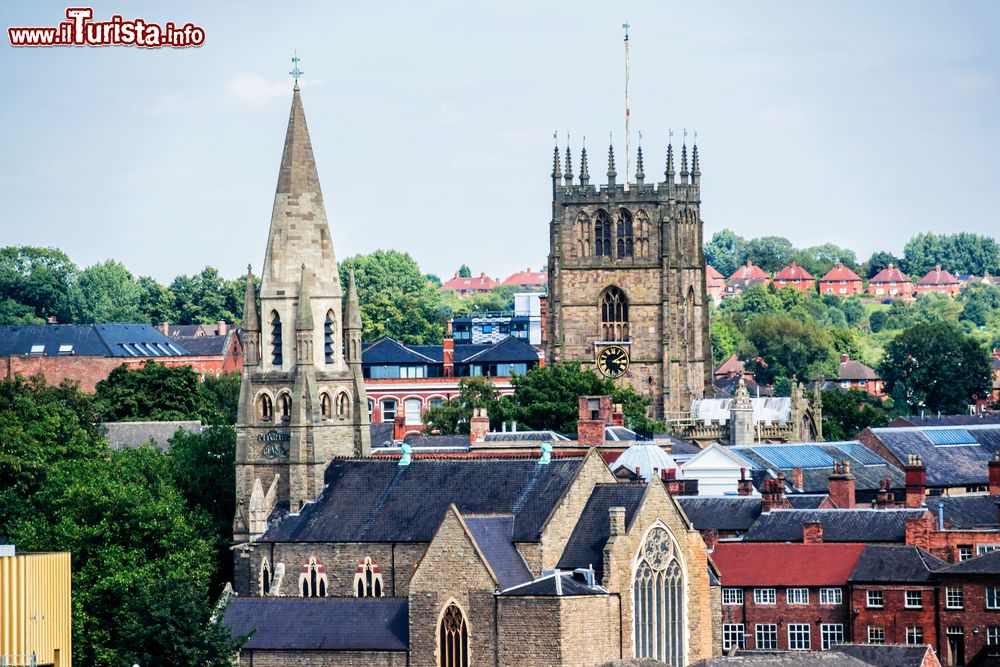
<box><xmin>464</xmin><ymin>515</ymin><xmax>533</xmax><ymax>590</ymax></box>
<box><xmin>223</xmin><ymin>598</ymin><xmax>408</xmax><ymax>651</ymax></box>
<box><xmin>690</xmin><ymin>396</ymin><xmax>791</xmax><ymax>424</ymax></box>
<box><xmin>259</xmin><ymin>457</ymin><xmax>585</xmax><ymax>544</ymax></box>
<box><xmin>557</xmin><ymin>483</ymin><xmax>646</xmax><ymax>577</ymax></box>
<box><xmin>499</xmin><ymin>570</ymin><xmax>607</xmax><ymax>596</ymax></box>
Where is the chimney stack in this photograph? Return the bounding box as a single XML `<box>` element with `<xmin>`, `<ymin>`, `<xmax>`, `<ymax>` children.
<box><xmin>761</xmin><ymin>476</ymin><xmax>790</xmax><ymax>512</ymax></box>
<box><xmin>989</xmin><ymin>452</ymin><xmax>1000</xmax><ymax>495</ymax></box>
<box><xmin>828</xmin><ymin>460</ymin><xmax>856</xmax><ymax>509</ymax></box>
<box><xmin>443</xmin><ymin>337</ymin><xmax>455</xmax><ymax>377</ymax></box>
<box><xmin>790</xmin><ymin>467</ymin><xmax>804</xmax><ymax>491</ymax></box>
<box><xmin>737</xmin><ymin>468</ymin><xmax>754</xmax><ymax>496</ymax></box>
<box><xmin>577</xmin><ymin>396</ymin><xmax>610</xmax><ymax>446</ymax></box>
<box><xmin>469</xmin><ymin>407</ymin><xmax>490</xmax><ymax>445</ymax></box>
<box><xmin>802</xmin><ymin>520</ymin><xmax>824</xmax><ymax>544</ymax></box>
<box><xmin>905</xmin><ymin>454</ymin><xmax>927</xmax><ymax>508</ymax></box>
<box><xmin>217</xmin><ymin>320</ymin><xmax>228</xmax><ymax>336</ymax></box>
<box><xmin>609</xmin><ymin>506</ymin><xmax>626</xmax><ymax>537</ymax></box>
<box><xmin>159</xmin><ymin>321</ymin><xmax>170</xmax><ymax>336</ymax></box>
<box><xmin>875</xmin><ymin>479</ymin><xmax>893</xmax><ymax>508</ymax></box>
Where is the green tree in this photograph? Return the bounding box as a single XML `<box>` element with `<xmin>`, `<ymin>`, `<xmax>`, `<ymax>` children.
<box><xmin>94</xmin><ymin>361</ymin><xmax>211</xmax><ymax>422</ymax></box>
<box><xmin>703</xmin><ymin>229</ymin><xmax>747</xmax><ymax>277</ymax></box>
<box><xmin>136</xmin><ymin>275</ymin><xmax>177</xmax><ymax>324</ymax></box>
<box><xmin>710</xmin><ymin>315</ymin><xmax>744</xmax><ymax>365</ymax></box>
<box><xmin>421</xmin><ymin>376</ymin><xmax>508</xmax><ymax>434</ymax></box>
<box><xmin>200</xmin><ymin>372</ymin><xmax>242</xmax><ymax>425</ymax></box>
<box><xmin>458</xmin><ymin>264</ymin><xmax>472</xmax><ymax>278</ymax></box>
<box><xmin>914</xmin><ymin>292</ymin><xmax>963</xmax><ymax>324</ymax></box>
<box><xmin>820</xmin><ymin>389</ymin><xmax>890</xmax><ymax>441</ymax></box>
<box><xmin>77</xmin><ymin>260</ymin><xmax>144</xmax><ymax>322</ymax></box>
<box><xmin>745</xmin><ymin>236</ymin><xmax>796</xmax><ymax>274</ymax></box>
<box><xmin>0</xmin><ymin>246</ymin><xmax>81</xmax><ymax>323</ymax></box>
<box><xmin>741</xmin><ymin>316</ymin><xmax>837</xmax><ymax>386</ymax></box>
<box><xmin>170</xmin><ymin>267</ymin><xmax>243</xmax><ymax>325</ymax></box>
<box><xmin>340</xmin><ymin>250</ymin><xmax>444</xmax><ymax>344</ymax></box>
<box><xmin>506</xmin><ymin>363</ymin><xmax>655</xmax><ymax>433</ymax></box>
<box><xmin>794</xmin><ymin>243</ymin><xmax>858</xmax><ymax>277</ymax></box>
<box><xmin>959</xmin><ymin>283</ymin><xmax>1000</xmax><ymax>328</ymax></box>
<box><xmin>903</xmin><ymin>232</ymin><xmax>1000</xmax><ymax>277</ymax></box>
<box><xmin>840</xmin><ymin>297</ymin><xmax>867</xmax><ymax>327</ymax></box>
<box><xmin>425</xmin><ymin>273</ymin><xmax>442</xmax><ymax>288</ymax></box>
<box><xmin>864</xmin><ymin>250</ymin><xmax>901</xmax><ymax>279</ymax></box>
<box><xmin>718</xmin><ymin>283</ymin><xmax>783</xmax><ymax>324</ymax></box>
<box><xmin>878</xmin><ymin>321</ymin><xmax>992</xmax><ymax>414</ymax></box>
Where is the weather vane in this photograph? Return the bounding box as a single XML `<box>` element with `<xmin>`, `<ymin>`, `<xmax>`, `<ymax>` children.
<box><xmin>289</xmin><ymin>50</ymin><xmax>303</xmax><ymax>83</ymax></box>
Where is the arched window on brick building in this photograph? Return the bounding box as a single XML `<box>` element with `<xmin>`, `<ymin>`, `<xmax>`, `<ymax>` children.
<box><xmin>439</xmin><ymin>602</ymin><xmax>469</xmax><ymax>667</ymax></box>
<box><xmin>633</xmin><ymin>525</ymin><xmax>684</xmax><ymax>665</ymax></box>
<box><xmin>300</xmin><ymin>557</ymin><xmax>327</xmax><ymax>598</ymax></box>
<box><xmin>354</xmin><ymin>557</ymin><xmax>384</xmax><ymax>598</ymax></box>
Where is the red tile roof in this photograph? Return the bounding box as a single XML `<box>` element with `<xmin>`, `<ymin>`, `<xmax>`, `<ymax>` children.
<box><xmin>774</xmin><ymin>261</ymin><xmax>814</xmax><ymax>282</ymax></box>
<box><xmin>728</xmin><ymin>260</ymin><xmax>770</xmax><ymax>282</ymax></box>
<box><xmin>706</xmin><ymin>265</ymin><xmax>725</xmax><ymax>281</ymax></box>
<box><xmin>820</xmin><ymin>263</ymin><xmax>862</xmax><ymax>283</ymax></box>
<box><xmin>869</xmin><ymin>264</ymin><xmax>910</xmax><ymax>284</ymax></box>
<box><xmin>714</xmin><ymin>354</ymin><xmax>746</xmax><ymax>377</ymax></box>
<box><xmin>917</xmin><ymin>265</ymin><xmax>959</xmax><ymax>285</ymax></box>
<box><xmin>711</xmin><ymin>542</ymin><xmax>866</xmax><ymax>586</ymax></box>
<box><xmin>440</xmin><ymin>272</ymin><xmax>498</xmax><ymax>292</ymax></box>
<box><xmin>502</xmin><ymin>268</ymin><xmax>547</xmax><ymax>287</ymax></box>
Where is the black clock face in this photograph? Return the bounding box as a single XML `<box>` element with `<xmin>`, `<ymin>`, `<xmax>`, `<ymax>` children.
<box><xmin>597</xmin><ymin>345</ymin><xmax>630</xmax><ymax>379</ymax></box>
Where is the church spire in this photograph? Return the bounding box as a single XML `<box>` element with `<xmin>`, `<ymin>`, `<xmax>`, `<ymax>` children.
<box><xmin>552</xmin><ymin>144</ymin><xmax>562</xmax><ymax>181</ymax></box>
<box><xmin>345</xmin><ymin>269</ymin><xmax>362</xmax><ymax>332</ymax></box>
<box><xmin>680</xmin><ymin>137</ymin><xmax>689</xmax><ymax>184</ymax></box>
<box><xmin>564</xmin><ymin>144</ymin><xmax>574</xmax><ymax>186</ymax></box>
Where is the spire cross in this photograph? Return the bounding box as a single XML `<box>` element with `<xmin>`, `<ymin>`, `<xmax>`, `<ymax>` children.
<box><xmin>289</xmin><ymin>50</ymin><xmax>303</xmax><ymax>83</ymax></box>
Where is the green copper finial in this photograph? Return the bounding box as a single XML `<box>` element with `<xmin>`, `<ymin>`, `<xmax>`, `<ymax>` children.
<box><xmin>539</xmin><ymin>442</ymin><xmax>552</xmax><ymax>465</ymax></box>
<box><xmin>289</xmin><ymin>50</ymin><xmax>303</xmax><ymax>83</ymax></box>
<box><xmin>622</xmin><ymin>21</ymin><xmax>630</xmax><ymax>39</ymax></box>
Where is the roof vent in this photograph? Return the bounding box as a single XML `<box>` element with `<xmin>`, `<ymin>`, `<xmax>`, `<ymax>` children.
<box><xmin>398</xmin><ymin>443</ymin><xmax>412</xmax><ymax>466</ymax></box>
<box><xmin>538</xmin><ymin>442</ymin><xmax>552</xmax><ymax>465</ymax></box>
<box><xmin>573</xmin><ymin>566</ymin><xmax>596</xmax><ymax>587</ymax></box>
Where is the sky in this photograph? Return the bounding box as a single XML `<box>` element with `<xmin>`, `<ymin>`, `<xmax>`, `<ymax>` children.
<box><xmin>1</xmin><ymin>1</ymin><xmax>998</xmax><ymax>284</ymax></box>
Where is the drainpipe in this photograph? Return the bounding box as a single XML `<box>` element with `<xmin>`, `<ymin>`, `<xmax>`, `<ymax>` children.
<box><xmin>938</xmin><ymin>503</ymin><xmax>945</xmax><ymax>531</ymax></box>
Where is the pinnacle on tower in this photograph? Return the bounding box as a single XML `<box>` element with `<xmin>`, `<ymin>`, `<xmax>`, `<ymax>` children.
<box><xmin>635</xmin><ymin>144</ymin><xmax>645</xmax><ymax>184</ymax></box>
<box><xmin>692</xmin><ymin>142</ymin><xmax>701</xmax><ymax>185</ymax></box>
<box><xmin>579</xmin><ymin>146</ymin><xmax>590</xmax><ymax>185</ymax></box>
<box><xmin>345</xmin><ymin>269</ymin><xmax>362</xmax><ymax>331</ymax></box>
<box><xmin>607</xmin><ymin>144</ymin><xmax>617</xmax><ymax>182</ymax></box>
<box><xmin>665</xmin><ymin>143</ymin><xmax>675</xmax><ymax>183</ymax></box>
<box><xmin>680</xmin><ymin>142</ymin><xmax>689</xmax><ymax>183</ymax></box>
<box><xmin>296</xmin><ymin>264</ymin><xmax>313</xmax><ymax>331</ymax></box>
<box><xmin>564</xmin><ymin>145</ymin><xmax>574</xmax><ymax>185</ymax></box>
<box><xmin>243</xmin><ymin>264</ymin><xmax>259</xmax><ymax>332</ymax></box>
<box><xmin>552</xmin><ymin>145</ymin><xmax>562</xmax><ymax>180</ymax></box>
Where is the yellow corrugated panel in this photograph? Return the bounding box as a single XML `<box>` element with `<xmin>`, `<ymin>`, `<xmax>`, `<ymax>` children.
<box><xmin>0</xmin><ymin>552</ymin><xmax>71</xmax><ymax>667</ymax></box>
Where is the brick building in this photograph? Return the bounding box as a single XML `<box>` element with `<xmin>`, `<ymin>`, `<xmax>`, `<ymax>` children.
<box><xmin>501</xmin><ymin>267</ymin><xmax>547</xmax><ymax>291</ymax></box>
<box><xmin>916</xmin><ymin>266</ymin><xmax>961</xmax><ymax>297</ymax></box>
<box><xmin>706</xmin><ymin>264</ymin><xmax>726</xmax><ymax>304</ymax></box>
<box><xmin>869</xmin><ymin>264</ymin><xmax>913</xmax><ymax>298</ymax></box>
<box><xmin>712</xmin><ymin>542</ymin><xmax>865</xmax><ymax>652</ymax></box>
<box><xmin>935</xmin><ymin>550</ymin><xmax>1000</xmax><ymax>664</ymax></box>
<box><xmin>439</xmin><ymin>272</ymin><xmax>498</xmax><ymax>296</ymax></box>
<box><xmin>820</xmin><ymin>263</ymin><xmax>864</xmax><ymax>296</ymax></box>
<box><xmin>724</xmin><ymin>261</ymin><xmax>771</xmax><ymax>299</ymax></box>
<box><xmin>835</xmin><ymin>354</ymin><xmax>884</xmax><ymax>397</ymax></box>
<box><xmin>545</xmin><ymin>139</ymin><xmax>713</xmax><ymax>420</ymax></box>
<box><xmin>0</xmin><ymin>322</ymin><xmax>241</xmax><ymax>392</ymax></box>
<box><xmin>773</xmin><ymin>261</ymin><xmax>815</xmax><ymax>294</ymax></box>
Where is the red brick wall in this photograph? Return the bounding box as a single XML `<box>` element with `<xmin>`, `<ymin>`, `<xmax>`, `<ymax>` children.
<box><xmin>850</xmin><ymin>584</ymin><xmax>939</xmax><ymax>649</ymax></box>
<box><xmin>721</xmin><ymin>586</ymin><xmax>849</xmax><ymax>650</ymax></box>
<box><xmin>936</xmin><ymin>581</ymin><xmax>1000</xmax><ymax>662</ymax></box>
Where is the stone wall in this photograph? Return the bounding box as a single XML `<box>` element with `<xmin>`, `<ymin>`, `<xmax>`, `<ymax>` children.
<box><xmin>238</xmin><ymin>650</ymin><xmax>407</xmax><ymax>666</ymax></box>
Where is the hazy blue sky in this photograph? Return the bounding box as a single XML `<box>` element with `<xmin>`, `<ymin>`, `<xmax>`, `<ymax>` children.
<box><xmin>1</xmin><ymin>1</ymin><xmax>998</xmax><ymax>283</ymax></box>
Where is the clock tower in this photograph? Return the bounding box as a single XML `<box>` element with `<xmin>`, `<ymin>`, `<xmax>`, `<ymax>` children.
<box><xmin>545</xmin><ymin>140</ymin><xmax>713</xmax><ymax>419</ymax></box>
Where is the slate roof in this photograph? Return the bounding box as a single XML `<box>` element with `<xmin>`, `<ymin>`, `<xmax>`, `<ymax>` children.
<box><xmin>500</xmin><ymin>571</ymin><xmax>607</xmax><ymax>596</ymax></box>
<box><xmin>557</xmin><ymin>484</ymin><xmax>646</xmax><ymax>576</ymax></box>
<box><xmin>712</xmin><ymin>543</ymin><xmax>866</xmax><ymax>586</ymax></box>
<box><xmin>676</xmin><ymin>497</ymin><xmax>761</xmax><ymax>532</ymax></box>
<box><xmin>459</xmin><ymin>336</ymin><xmax>539</xmax><ymax>363</ymax></box>
<box><xmin>743</xmin><ymin>509</ymin><xmax>927</xmax><ymax>543</ymax></box>
<box><xmin>223</xmin><ymin>598</ymin><xmax>408</xmax><ymax>651</ymax></box>
<box><xmin>849</xmin><ymin>545</ymin><xmax>947</xmax><ymax>582</ymax></box>
<box><xmin>370</xmin><ymin>422</ymin><xmax>394</xmax><ymax>447</ymax></box>
<box><xmin>787</xmin><ymin>494</ymin><xmax>831</xmax><ymax>509</ymax></box>
<box><xmin>832</xmin><ymin>644</ymin><xmax>936</xmax><ymax>667</ymax></box>
<box><xmin>483</xmin><ymin>430</ymin><xmax>570</xmax><ymax>443</ymax></box>
<box><xmin>889</xmin><ymin>414</ymin><xmax>1000</xmax><ymax>427</ymax></box>
<box><xmin>861</xmin><ymin>425</ymin><xmax>1000</xmax><ymax>487</ymax></box>
<box><xmin>463</xmin><ymin>515</ymin><xmax>532</xmax><ymax>590</ymax></box>
<box><xmin>732</xmin><ymin>442</ymin><xmax>904</xmax><ymax>495</ymax></box>
<box><xmin>362</xmin><ymin>336</ymin><xmax>539</xmax><ymax>367</ymax></box>
<box><xmin>820</xmin><ymin>263</ymin><xmax>863</xmax><ymax>283</ymax></box>
<box><xmin>663</xmin><ymin>436</ymin><xmax>702</xmax><ymax>455</ymax></box>
<box><xmin>101</xmin><ymin>420</ymin><xmax>203</xmax><ymax>452</ymax></box>
<box><xmin>362</xmin><ymin>337</ymin><xmax>437</xmax><ymax>364</ymax></box>
<box><xmin>839</xmin><ymin>358</ymin><xmax>878</xmax><ymax>381</ymax></box>
<box><xmin>713</xmin><ymin>375</ymin><xmax>767</xmax><ymax>399</ymax></box>
<box><xmin>401</xmin><ymin>434</ymin><xmax>470</xmax><ymax>449</ymax></box>
<box><xmin>260</xmin><ymin>457</ymin><xmax>585</xmax><ymax>543</ymax></box>
<box><xmin>938</xmin><ymin>549</ymin><xmax>1000</xmax><ymax>575</ymax></box>
<box><xmin>171</xmin><ymin>334</ymin><xmax>228</xmax><ymax>356</ymax></box>
<box><xmin>0</xmin><ymin>323</ymin><xmax>191</xmax><ymax>357</ymax></box>
<box><xmin>690</xmin><ymin>652</ymin><xmax>870</xmax><ymax>666</ymax></box>
<box><xmin>925</xmin><ymin>494</ymin><xmax>1000</xmax><ymax>529</ymax></box>
<box><xmin>870</xmin><ymin>265</ymin><xmax>911</xmax><ymax>284</ymax></box>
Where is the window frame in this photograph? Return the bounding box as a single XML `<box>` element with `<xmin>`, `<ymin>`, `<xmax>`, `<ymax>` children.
<box><xmin>722</xmin><ymin>624</ymin><xmax>746</xmax><ymax>651</ymax></box>
<box><xmin>786</xmin><ymin>587</ymin><xmax>809</xmax><ymax>605</ymax></box>
<box><xmin>821</xmin><ymin>623</ymin><xmax>844</xmax><ymax>651</ymax></box>
<box><xmin>753</xmin><ymin>588</ymin><xmax>776</xmax><ymax>605</ymax></box>
<box><xmin>755</xmin><ymin>624</ymin><xmax>778</xmax><ymax>651</ymax></box>
<box><xmin>905</xmin><ymin>626</ymin><xmax>924</xmax><ymax>646</ymax></box>
<box><xmin>904</xmin><ymin>590</ymin><xmax>923</xmax><ymax>609</ymax></box>
<box><xmin>946</xmin><ymin>586</ymin><xmax>964</xmax><ymax>610</ymax></box>
<box><xmin>867</xmin><ymin>626</ymin><xmax>885</xmax><ymax>645</ymax></box>
<box><xmin>866</xmin><ymin>589</ymin><xmax>884</xmax><ymax>609</ymax></box>
<box><xmin>381</xmin><ymin>399</ymin><xmax>397</xmax><ymax>422</ymax></box>
<box><xmin>987</xmin><ymin>586</ymin><xmax>1000</xmax><ymax>610</ymax></box>
<box><xmin>787</xmin><ymin>623</ymin><xmax>811</xmax><ymax>651</ymax></box>
<box><xmin>819</xmin><ymin>587</ymin><xmax>842</xmax><ymax>605</ymax></box>
<box><xmin>722</xmin><ymin>588</ymin><xmax>744</xmax><ymax>606</ymax></box>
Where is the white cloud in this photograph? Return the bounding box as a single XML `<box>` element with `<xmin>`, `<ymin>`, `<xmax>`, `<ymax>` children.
<box><xmin>224</xmin><ymin>73</ymin><xmax>290</xmax><ymax>106</ymax></box>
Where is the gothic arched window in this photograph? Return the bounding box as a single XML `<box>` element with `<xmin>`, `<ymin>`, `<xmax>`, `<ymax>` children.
<box><xmin>685</xmin><ymin>286</ymin><xmax>696</xmax><ymax>345</ymax></box>
<box><xmin>258</xmin><ymin>394</ymin><xmax>273</xmax><ymax>422</ymax></box>
<box><xmin>600</xmin><ymin>286</ymin><xmax>630</xmax><ymax>341</ymax></box>
<box><xmin>324</xmin><ymin>310</ymin><xmax>336</xmax><ymax>364</ymax></box>
<box><xmin>354</xmin><ymin>557</ymin><xmax>385</xmax><ymax>598</ymax></box>
<box><xmin>635</xmin><ymin>209</ymin><xmax>650</xmax><ymax>257</ymax></box>
<box><xmin>439</xmin><ymin>603</ymin><xmax>469</xmax><ymax>667</ymax></box>
<box><xmin>279</xmin><ymin>393</ymin><xmax>291</xmax><ymax>422</ymax></box>
<box><xmin>575</xmin><ymin>212</ymin><xmax>591</xmax><ymax>259</ymax></box>
<box><xmin>320</xmin><ymin>392</ymin><xmax>332</xmax><ymax>419</ymax></box>
<box><xmin>594</xmin><ymin>209</ymin><xmax>612</xmax><ymax>257</ymax></box>
<box><xmin>300</xmin><ymin>557</ymin><xmax>327</xmax><ymax>598</ymax></box>
<box><xmin>260</xmin><ymin>558</ymin><xmax>272</xmax><ymax>596</ymax></box>
<box><xmin>633</xmin><ymin>526</ymin><xmax>684</xmax><ymax>666</ymax></box>
<box><xmin>616</xmin><ymin>208</ymin><xmax>634</xmax><ymax>258</ymax></box>
<box><xmin>337</xmin><ymin>392</ymin><xmax>350</xmax><ymax>419</ymax></box>
<box><xmin>270</xmin><ymin>311</ymin><xmax>283</xmax><ymax>366</ymax></box>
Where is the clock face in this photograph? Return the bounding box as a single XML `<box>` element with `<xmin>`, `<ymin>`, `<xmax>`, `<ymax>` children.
<box><xmin>597</xmin><ymin>345</ymin><xmax>630</xmax><ymax>379</ymax></box>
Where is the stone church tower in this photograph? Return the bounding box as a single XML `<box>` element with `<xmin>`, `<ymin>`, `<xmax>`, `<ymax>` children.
<box><xmin>545</xmin><ymin>141</ymin><xmax>713</xmax><ymax>419</ymax></box>
<box><xmin>234</xmin><ymin>83</ymin><xmax>370</xmax><ymax>546</ymax></box>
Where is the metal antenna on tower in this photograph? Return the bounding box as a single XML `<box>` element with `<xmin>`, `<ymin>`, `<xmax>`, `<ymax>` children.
<box><xmin>623</xmin><ymin>21</ymin><xmax>631</xmax><ymax>188</ymax></box>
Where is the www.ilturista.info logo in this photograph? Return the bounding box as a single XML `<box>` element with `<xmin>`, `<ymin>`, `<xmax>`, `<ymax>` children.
<box><xmin>8</xmin><ymin>8</ymin><xmax>205</xmax><ymax>48</ymax></box>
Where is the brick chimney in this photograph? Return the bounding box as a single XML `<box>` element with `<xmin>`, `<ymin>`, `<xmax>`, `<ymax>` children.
<box><xmin>577</xmin><ymin>396</ymin><xmax>611</xmax><ymax>447</ymax></box>
<box><xmin>217</xmin><ymin>320</ymin><xmax>228</xmax><ymax>336</ymax></box>
<box><xmin>761</xmin><ymin>476</ymin><xmax>790</xmax><ymax>512</ymax></box>
<box><xmin>442</xmin><ymin>337</ymin><xmax>455</xmax><ymax>378</ymax></box>
<box><xmin>469</xmin><ymin>407</ymin><xmax>489</xmax><ymax>445</ymax></box>
<box><xmin>737</xmin><ymin>468</ymin><xmax>754</xmax><ymax>496</ymax></box>
<box><xmin>538</xmin><ymin>294</ymin><xmax>548</xmax><ymax>346</ymax></box>
<box><xmin>989</xmin><ymin>452</ymin><xmax>1000</xmax><ymax>495</ymax></box>
<box><xmin>611</xmin><ymin>403</ymin><xmax>626</xmax><ymax>427</ymax></box>
<box><xmin>393</xmin><ymin>414</ymin><xmax>407</xmax><ymax>441</ymax></box>
<box><xmin>702</xmin><ymin>528</ymin><xmax>719</xmax><ymax>550</ymax></box>
<box><xmin>802</xmin><ymin>520</ymin><xmax>824</xmax><ymax>544</ymax></box>
<box><xmin>905</xmin><ymin>454</ymin><xmax>927</xmax><ymax>508</ymax></box>
<box><xmin>875</xmin><ymin>479</ymin><xmax>893</xmax><ymax>508</ymax></box>
<box><xmin>790</xmin><ymin>467</ymin><xmax>804</xmax><ymax>491</ymax></box>
<box><xmin>828</xmin><ymin>461</ymin><xmax>856</xmax><ymax>509</ymax></box>
<box><xmin>840</xmin><ymin>353</ymin><xmax>849</xmax><ymax>363</ymax></box>
<box><xmin>609</xmin><ymin>506</ymin><xmax>626</xmax><ymax>536</ymax></box>
<box><xmin>159</xmin><ymin>321</ymin><xmax>170</xmax><ymax>336</ymax></box>
<box><xmin>905</xmin><ymin>513</ymin><xmax>933</xmax><ymax>550</ymax></box>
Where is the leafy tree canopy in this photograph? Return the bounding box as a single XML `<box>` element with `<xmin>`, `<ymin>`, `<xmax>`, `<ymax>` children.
<box><xmin>793</xmin><ymin>243</ymin><xmax>858</xmax><ymax>277</ymax></box>
<box><xmin>0</xmin><ymin>245</ymin><xmax>81</xmax><ymax>324</ymax></box>
<box><xmin>864</xmin><ymin>250</ymin><xmax>901</xmax><ymax>279</ymax></box>
<box><xmin>820</xmin><ymin>389</ymin><xmax>891</xmax><ymax>441</ymax></box>
<box><xmin>902</xmin><ymin>232</ymin><xmax>1000</xmax><ymax>277</ymax></box>
<box><xmin>704</xmin><ymin>229</ymin><xmax>747</xmax><ymax>277</ymax></box>
<box><xmin>94</xmin><ymin>361</ymin><xmax>213</xmax><ymax>422</ymax></box>
<box><xmin>740</xmin><ymin>315</ymin><xmax>838</xmax><ymax>386</ymax></box>
<box><xmin>457</xmin><ymin>264</ymin><xmax>472</xmax><ymax>278</ymax></box>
